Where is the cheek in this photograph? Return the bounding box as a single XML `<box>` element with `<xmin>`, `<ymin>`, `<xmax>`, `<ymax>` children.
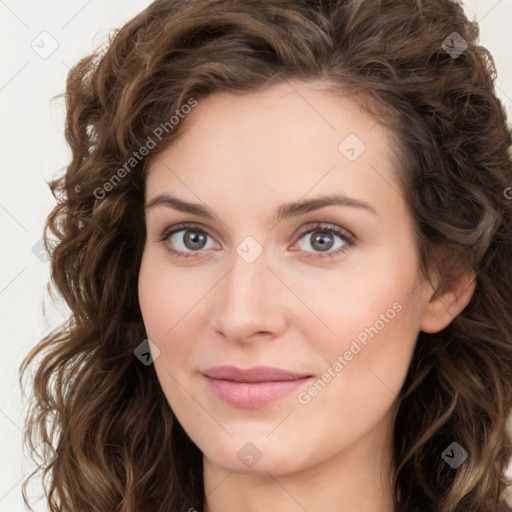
<box><xmin>138</xmin><ymin>250</ymin><xmax>210</xmax><ymax>377</ymax></box>
<box><xmin>301</xmin><ymin>263</ymin><xmax>418</xmax><ymax>356</ymax></box>
<box><xmin>138</xmin><ymin>250</ymin><xmax>201</xmax><ymax>339</ymax></box>
<box><xmin>293</xmin><ymin>297</ymin><xmax>418</xmax><ymax>458</ymax></box>
<box><xmin>138</xmin><ymin>258</ymin><xmax>168</xmax><ymax>339</ymax></box>
<box><xmin>303</xmin><ymin>245</ymin><xmax>421</xmax><ymax>408</ymax></box>
<box><xmin>138</xmin><ymin>254</ymin><xmax>194</xmax><ymax>409</ymax></box>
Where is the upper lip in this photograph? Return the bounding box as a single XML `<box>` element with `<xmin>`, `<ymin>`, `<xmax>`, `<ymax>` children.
<box><xmin>202</xmin><ymin>365</ymin><xmax>312</xmax><ymax>383</ymax></box>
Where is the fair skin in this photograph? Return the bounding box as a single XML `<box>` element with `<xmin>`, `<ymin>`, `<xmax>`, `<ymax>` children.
<box><xmin>138</xmin><ymin>80</ymin><xmax>475</xmax><ymax>512</ymax></box>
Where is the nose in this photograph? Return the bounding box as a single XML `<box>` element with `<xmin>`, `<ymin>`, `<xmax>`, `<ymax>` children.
<box><xmin>211</xmin><ymin>245</ymin><xmax>288</xmax><ymax>344</ymax></box>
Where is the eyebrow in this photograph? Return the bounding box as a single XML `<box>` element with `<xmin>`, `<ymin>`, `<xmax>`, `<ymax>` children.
<box><xmin>145</xmin><ymin>193</ymin><xmax>377</xmax><ymax>222</ymax></box>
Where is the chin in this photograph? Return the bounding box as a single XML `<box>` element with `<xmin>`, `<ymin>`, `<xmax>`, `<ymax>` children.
<box><xmin>201</xmin><ymin>436</ymin><xmax>305</xmax><ymax>476</ymax></box>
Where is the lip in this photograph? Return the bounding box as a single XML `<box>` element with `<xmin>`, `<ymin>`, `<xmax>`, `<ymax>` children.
<box><xmin>202</xmin><ymin>365</ymin><xmax>313</xmax><ymax>408</ymax></box>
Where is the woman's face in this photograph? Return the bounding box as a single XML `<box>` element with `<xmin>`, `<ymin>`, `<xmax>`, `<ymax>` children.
<box><xmin>138</xmin><ymin>80</ymin><xmax>437</xmax><ymax>477</ymax></box>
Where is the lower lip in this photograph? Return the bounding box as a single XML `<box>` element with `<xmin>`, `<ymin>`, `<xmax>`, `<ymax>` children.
<box><xmin>203</xmin><ymin>375</ymin><xmax>313</xmax><ymax>408</ymax></box>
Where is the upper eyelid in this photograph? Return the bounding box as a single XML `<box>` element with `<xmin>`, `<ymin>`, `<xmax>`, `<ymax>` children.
<box><xmin>159</xmin><ymin>222</ymin><xmax>219</xmax><ymax>242</ymax></box>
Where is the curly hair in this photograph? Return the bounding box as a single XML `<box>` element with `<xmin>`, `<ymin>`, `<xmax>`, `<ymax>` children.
<box><xmin>19</xmin><ymin>0</ymin><xmax>512</xmax><ymax>510</ymax></box>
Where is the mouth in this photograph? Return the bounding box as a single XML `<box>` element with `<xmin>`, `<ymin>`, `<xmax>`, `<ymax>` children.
<box><xmin>201</xmin><ymin>365</ymin><xmax>314</xmax><ymax>408</ymax></box>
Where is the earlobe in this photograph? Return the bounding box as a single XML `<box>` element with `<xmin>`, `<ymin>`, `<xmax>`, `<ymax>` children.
<box><xmin>420</xmin><ymin>271</ymin><xmax>476</xmax><ymax>334</ymax></box>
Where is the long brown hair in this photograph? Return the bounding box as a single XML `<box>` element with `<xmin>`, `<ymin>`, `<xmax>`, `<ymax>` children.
<box><xmin>20</xmin><ymin>0</ymin><xmax>512</xmax><ymax>510</ymax></box>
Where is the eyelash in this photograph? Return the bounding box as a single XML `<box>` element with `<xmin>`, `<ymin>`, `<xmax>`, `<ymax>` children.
<box><xmin>156</xmin><ymin>222</ymin><xmax>356</xmax><ymax>261</ymax></box>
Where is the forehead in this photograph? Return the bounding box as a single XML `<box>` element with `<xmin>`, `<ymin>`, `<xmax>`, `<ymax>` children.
<box><xmin>145</xmin><ymin>80</ymin><xmax>402</xmax><ymax>220</ymax></box>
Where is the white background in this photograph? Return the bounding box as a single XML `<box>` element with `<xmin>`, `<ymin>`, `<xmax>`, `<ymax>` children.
<box><xmin>1</xmin><ymin>0</ymin><xmax>511</xmax><ymax>510</ymax></box>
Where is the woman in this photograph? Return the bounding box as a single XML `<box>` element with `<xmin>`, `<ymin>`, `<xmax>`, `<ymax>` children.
<box><xmin>20</xmin><ymin>0</ymin><xmax>512</xmax><ymax>510</ymax></box>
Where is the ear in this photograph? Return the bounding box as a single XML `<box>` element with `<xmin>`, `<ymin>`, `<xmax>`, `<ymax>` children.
<box><xmin>419</xmin><ymin>270</ymin><xmax>476</xmax><ymax>334</ymax></box>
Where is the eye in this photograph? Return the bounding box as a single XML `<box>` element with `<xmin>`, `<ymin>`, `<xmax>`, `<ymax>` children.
<box><xmin>157</xmin><ymin>222</ymin><xmax>355</xmax><ymax>260</ymax></box>
<box><xmin>293</xmin><ymin>223</ymin><xmax>355</xmax><ymax>260</ymax></box>
<box><xmin>157</xmin><ymin>223</ymin><xmax>218</xmax><ymax>259</ymax></box>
